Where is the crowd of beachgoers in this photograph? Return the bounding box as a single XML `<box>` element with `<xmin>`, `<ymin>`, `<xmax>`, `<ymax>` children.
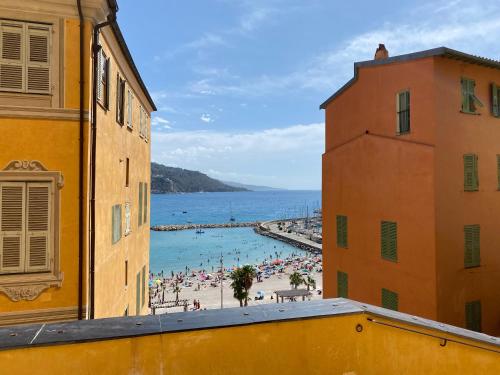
<box><xmin>149</xmin><ymin>251</ymin><xmax>323</xmax><ymax>313</ymax></box>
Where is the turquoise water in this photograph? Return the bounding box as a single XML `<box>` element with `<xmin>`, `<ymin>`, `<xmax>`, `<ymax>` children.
<box><xmin>150</xmin><ymin>190</ymin><xmax>321</xmax><ymax>274</ymax></box>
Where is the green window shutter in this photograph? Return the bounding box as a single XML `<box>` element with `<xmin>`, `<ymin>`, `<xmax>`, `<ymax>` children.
<box><xmin>492</xmin><ymin>84</ymin><xmax>499</xmax><ymax>117</ymax></box>
<box><xmin>464</xmin><ymin>224</ymin><xmax>480</xmax><ymax>268</ymax></box>
<box><xmin>381</xmin><ymin>221</ymin><xmax>397</xmax><ymax>262</ymax></box>
<box><xmin>465</xmin><ymin>300</ymin><xmax>481</xmax><ymax>332</ymax></box>
<box><xmin>143</xmin><ymin>183</ymin><xmax>148</xmax><ymax>224</ymax></box>
<box><xmin>141</xmin><ymin>265</ymin><xmax>146</xmax><ymax>307</ymax></box>
<box><xmin>381</xmin><ymin>288</ymin><xmax>398</xmax><ymax>311</ymax></box>
<box><xmin>461</xmin><ymin>78</ymin><xmax>470</xmax><ymax>112</ymax></box>
<box><xmin>138</xmin><ymin>182</ymin><xmax>143</xmax><ymax>226</ymax></box>
<box><xmin>136</xmin><ymin>272</ymin><xmax>141</xmax><ymax>315</ymax></box>
<box><xmin>337</xmin><ymin>271</ymin><xmax>348</xmax><ymax>298</ymax></box>
<box><xmin>397</xmin><ymin>91</ymin><xmax>410</xmax><ymax>133</ymax></box>
<box><xmin>111</xmin><ymin>205</ymin><xmax>116</xmax><ymax>244</ymax></box>
<box><xmin>463</xmin><ymin>154</ymin><xmax>478</xmax><ymax>191</ymax></box>
<box><xmin>336</xmin><ymin>215</ymin><xmax>347</xmax><ymax>248</ymax></box>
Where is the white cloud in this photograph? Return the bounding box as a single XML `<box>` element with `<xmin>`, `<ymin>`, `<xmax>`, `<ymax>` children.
<box><xmin>151</xmin><ymin>116</ymin><xmax>172</xmax><ymax>130</ymax></box>
<box><xmin>200</xmin><ymin>113</ymin><xmax>214</xmax><ymax>123</ymax></box>
<box><xmin>151</xmin><ymin>123</ymin><xmax>324</xmax><ymax>189</ymax></box>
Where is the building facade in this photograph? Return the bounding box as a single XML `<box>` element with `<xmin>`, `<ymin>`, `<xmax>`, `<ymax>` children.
<box><xmin>321</xmin><ymin>45</ymin><xmax>500</xmax><ymax>335</ymax></box>
<box><xmin>0</xmin><ymin>0</ymin><xmax>155</xmax><ymax>325</ymax></box>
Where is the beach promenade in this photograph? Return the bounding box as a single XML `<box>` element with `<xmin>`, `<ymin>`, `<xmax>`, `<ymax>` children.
<box><xmin>151</xmin><ymin>222</ymin><xmax>258</xmax><ymax>231</ymax></box>
<box><xmin>255</xmin><ymin>220</ymin><xmax>322</xmax><ymax>253</ymax></box>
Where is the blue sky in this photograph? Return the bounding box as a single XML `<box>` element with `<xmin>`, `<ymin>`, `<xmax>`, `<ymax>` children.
<box><xmin>117</xmin><ymin>0</ymin><xmax>500</xmax><ymax>189</ymax></box>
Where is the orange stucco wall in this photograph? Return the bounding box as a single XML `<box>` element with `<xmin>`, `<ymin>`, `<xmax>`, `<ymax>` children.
<box><xmin>323</xmin><ymin>57</ymin><xmax>438</xmax><ymax>321</ymax></box>
<box><xmin>323</xmin><ymin>55</ymin><xmax>500</xmax><ymax>335</ymax></box>
<box><xmin>433</xmin><ymin>57</ymin><xmax>500</xmax><ymax>335</ymax></box>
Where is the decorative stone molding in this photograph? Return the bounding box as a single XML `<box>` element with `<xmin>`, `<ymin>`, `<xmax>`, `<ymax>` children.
<box><xmin>2</xmin><ymin>160</ymin><xmax>64</xmax><ymax>188</ymax></box>
<box><xmin>3</xmin><ymin>160</ymin><xmax>48</xmax><ymax>171</ymax></box>
<box><xmin>0</xmin><ymin>284</ymin><xmax>51</xmax><ymax>302</ymax></box>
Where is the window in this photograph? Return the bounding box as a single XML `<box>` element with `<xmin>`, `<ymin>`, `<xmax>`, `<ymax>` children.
<box><xmin>139</xmin><ymin>107</ymin><xmax>149</xmax><ymax>140</ymax></box>
<box><xmin>116</xmin><ymin>75</ymin><xmax>125</xmax><ymax>125</ymax></box>
<box><xmin>125</xmin><ymin>158</ymin><xmax>129</xmax><ymax>187</ymax></box>
<box><xmin>381</xmin><ymin>221</ymin><xmax>397</xmax><ymax>262</ymax></box>
<box><xmin>337</xmin><ymin>271</ymin><xmax>348</xmax><ymax>298</ymax></box>
<box><xmin>0</xmin><ymin>182</ymin><xmax>51</xmax><ymax>274</ymax></box>
<box><xmin>136</xmin><ymin>271</ymin><xmax>141</xmax><ymax>315</ymax></box>
<box><xmin>126</xmin><ymin>88</ymin><xmax>134</xmax><ymax>129</ymax></box>
<box><xmin>0</xmin><ymin>20</ymin><xmax>51</xmax><ymax>94</ymax></box>
<box><xmin>492</xmin><ymin>84</ymin><xmax>500</xmax><ymax>117</ymax></box>
<box><xmin>463</xmin><ymin>154</ymin><xmax>478</xmax><ymax>191</ymax></box>
<box><xmin>381</xmin><ymin>288</ymin><xmax>398</xmax><ymax>311</ymax></box>
<box><xmin>143</xmin><ymin>183</ymin><xmax>148</xmax><ymax>224</ymax></box>
<box><xmin>97</xmin><ymin>48</ymin><xmax>109</xmax><ymax>108</ymax></box>
<box><xmin>465</xmin><ymin>300</ymin><xmax>481</xmax><ymax>332</ymax></box>
<box><xmin>464</xmin><ymin>224</ymin><xmax>480</xmax><ymax>268</ymax></box>
<box><xmin>111</xmin><ymin>204</ymin><xmax>121</xmax><ymax>244</ymax></box>
<box><xmin>138</xmin><ymin>182</ymin><xmax>143</xmax><ymax>226</ymax></box>
<box><xmin>336</xmin><ymin>215</ymin><xmax>348</xmax><ymax>248</ymax></box>
<box><xmin>124</xmin><ymin>260</ymin><xmax>128</xmax><ymax>287</ymax></box>
<box><xmin>396</xmin><ymin>90</ymin><xmax>410</xmax><ymax>134</ymax></box>
<box><xmin>124</xmin><ymin>202</ymin><xmax>131</xmax><ymax>235</ymax></box>
<box><xmin>141</xmin><ymin>265</ymin><xmax>146</xmax><ymax>307</ymax></box>
<box><xmin>461</xmin><ymin>78</ymin><xmax>483</xmax><ymax>113</ymax></box>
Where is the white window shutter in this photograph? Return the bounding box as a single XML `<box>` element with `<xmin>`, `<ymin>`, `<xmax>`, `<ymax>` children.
<box><xmin>0</xmin><ymin>182</ymin><xmax>26</xmax><ymax>274</ymax></box>
<box><xmin>125</xmin><ymin>202</ymin><xmax>131</xmax><ymax>234</ymax></box>
<box><xmin>25</xmin><ymin>183</ymin><xmax>50</xmax><ymax>272</ymax></box>
<box><xmin>26</xmin><ymin>25</ymin><xmax>50</xmax><ymax>94</ymax></box>
<box><xmin>97</xmin><ymin>49</ymin><xmax>103</xmax><ymax>101</ymax></box>
<box><xmin>0</xmin><ymin>22</ymin><xmax>25</xmax><ymax>92</ymax></box>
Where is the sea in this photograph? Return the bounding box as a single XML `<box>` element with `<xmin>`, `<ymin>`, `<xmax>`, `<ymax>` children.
<box><xmin>150</xmin><ymin>190</ymin><xmax>321</xmax><ymax>274</ymax></box>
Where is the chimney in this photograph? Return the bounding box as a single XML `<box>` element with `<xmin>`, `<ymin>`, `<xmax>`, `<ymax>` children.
<box><xmin>374</xmin><ymin>44</ymin><xmax>389</xmax><ymax>60</ymax></box>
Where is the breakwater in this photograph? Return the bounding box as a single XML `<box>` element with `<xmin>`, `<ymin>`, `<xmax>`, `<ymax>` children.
<box><xmin>254</xmin><ymin>224</ymin><xmax>322</xmax><ymax>254</ymax></box>
<box><xmin>151</xmin><ymin>222</ymin><xmax>259</xmax><ymax>231</ymax></box>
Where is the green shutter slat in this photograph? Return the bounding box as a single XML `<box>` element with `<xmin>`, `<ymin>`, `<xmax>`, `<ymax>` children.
<box><xmin>464</xmin><ymin>154</ymin><xmax>478</xmax><ymax>191</ymax></box>
<box><xmin>381</xmin><ymin>221</ymin><xmax>397</xmax><ymax>262</ymax></box>
<box><xmin>382</xmin><ymin>288</ymin><xmax>398</xmax><ymax>311</ymax></box>
<box><xmin>464</xmin><ymin>224</ymin><xmax>480</xmax><ymax>268</ymax></box>
<box><xmin>136</xmin><ymin>272</ymin><xmax>141</xmax><ymax>315</ymax></box>
<box><xmin>465</xmin><ymin>300</ymin><xmax>481</xmax><ymax>332</ymax></box>
<box><xmin>138</xmin><ymin>182</ymin><xmax>143</xmax><ymax>226</ymax></box>
<box><xmin>336</xmin><ymin>215</ymin><xmax>347</xmax><ymax>248</ymax></box>
<box><xmin>144</xmin><ymin>183</ymin><xmax>148</xmax><ymax>224</ymax></box>
<box><xmin>492</xmin><ymin>84</ymin><xmax>499</xmax><ymax>117</ymax></box>
<box><xmin>337</xmin><ymin>271</ymin><xmax>348</xmax><ymax>298</ymax></box>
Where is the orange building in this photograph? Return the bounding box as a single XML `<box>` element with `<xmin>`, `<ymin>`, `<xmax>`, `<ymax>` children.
<box><xmin>321</xmin><ymin>45</ymin><xmax>500</xmax><ymax>336</ymax></box>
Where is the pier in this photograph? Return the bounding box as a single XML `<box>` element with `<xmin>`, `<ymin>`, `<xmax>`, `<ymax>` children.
<box><xmin>151</xmin><ymin>222</ymin><xmax>259</xmax><ymax>231</ymax></box>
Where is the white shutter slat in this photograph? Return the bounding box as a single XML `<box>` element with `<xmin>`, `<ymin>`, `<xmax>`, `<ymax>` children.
<box><xmin>0</xmin><ymin>22</ymin><xmax>25</xmax><ymax>92</ymax></box>
<box><xmin>26</xmin><ymin>183</ymin><xmax>50</xmax><ymax>272</ymax></box>
<box><xmin>0</xmin><ymin>182</ymin><xmax>25</xmax><ymax>274</ymax></box>
<box><xmin>26</xmin><ymin>25</ymin><xmax>50</xmax><ymax>94</ymax></box>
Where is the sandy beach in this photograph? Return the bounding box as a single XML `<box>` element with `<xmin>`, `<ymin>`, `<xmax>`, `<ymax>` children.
<box><xmin>150</xmin><ymin>254</ymin><xmax>323</xmax><ymax>314</ymax></box>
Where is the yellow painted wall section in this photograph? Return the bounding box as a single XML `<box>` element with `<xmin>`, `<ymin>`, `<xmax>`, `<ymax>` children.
<box><xmin>0</xmin><ymin>118</ymin><xmax>80</xmax><ymax>313</ymax></box>
<box><xmin>0</xmin><ymin>314</ymin><xmax>497</xmax><ymax>374</ymax></box>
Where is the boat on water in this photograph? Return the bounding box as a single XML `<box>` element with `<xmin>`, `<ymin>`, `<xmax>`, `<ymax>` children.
<box><xmin>196</xmin><ymin>229</ymin><xmax>205</xmax><ymax>234</ymax></box>
<box><xmin>229</xmin><ymin>202</ymin><xmax>236</xmax><ymax>222</ymax></box>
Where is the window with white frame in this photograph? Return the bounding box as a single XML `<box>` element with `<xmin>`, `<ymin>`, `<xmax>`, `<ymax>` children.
<box><xmin>124</xmin><ymin>202</ymin><xmax>131</xmax><ymax>235</ymax></box>
<box><xmin>126</xmin><ymin>88</ymin><xmax>134</xmax><ymax>129</ymax></box>
<box><xmin>0</xmin><ymin>20</ymin><xmax>51</xmax><ymax>94</ymax></box>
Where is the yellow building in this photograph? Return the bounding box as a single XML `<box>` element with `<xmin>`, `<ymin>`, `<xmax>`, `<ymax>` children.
<box><xmin>0</xmin><ymin>0</ymin><xmax>155</xmax><ymax>325</ymax></box>
<box><xmin>0</xmin><ymin>299</ymin><xmax>498</xmax><ymax>374</ymax></box>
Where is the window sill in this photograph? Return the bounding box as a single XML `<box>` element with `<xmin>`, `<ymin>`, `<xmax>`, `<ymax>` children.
<box><xmin>127</xmin><ymin>125</ymin><xmax>133</xmax><ymax>132</ymax></box>
<box><xmin>464</xmin><ymin>265</ymin><xmax>480</xmax><ymax>269</ymax></box>
<box><xmin>97</xmin><ymin>100</ymin><xmax>109</xmax><ymax>112</ymax></box>
<box><xmin>381</xmin><ymin>257</ymin><xmax>398</xmax><ymax>263</ymax></box>
<box><xmin>460</xmin><ymin>110</ymin><xmax>480</xmax><ymax>116</ymax></box>
<box><xmin>396</xmin><ymin>131</ymin><xmax>411</xmax><ymax>136</ymax></box>
<box><xmin>464</xmin><ymin>189</ymin><xmax>479</xmax><ymax>192</ymax></box>
<box><xmin>0</xmin><ymin>272</ymin><xmax>63</xmax><ymax>302</ymax></box>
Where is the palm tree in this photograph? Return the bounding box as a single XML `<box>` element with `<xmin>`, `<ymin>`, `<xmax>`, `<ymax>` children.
<box><xmin>240</xmin><ymin>265</ymin><xmax>256</xmax><ymax>306</ymax></box>
<box><xmin>289</xmin><ymin>272</ymin><xmax>304</xmax><ymax>289</ymax></box>
<box><xmin>173</xmin><ymin>282</ymin><xmax>181</xmax><ymax>305</ymax></box>
<box><xmin>230</xmin><ymin>268</ymin><xmax>246</xmax><ymax>307</ymax></box>
<box><xmin>230</xmin><ymin>265</ymin><xmax>256</xmax><ymax>307</ymax></box>
<box><xmin>304</xmin><ymin>276</ymin><xmax>316</xmax><ymax>291</ymax></box>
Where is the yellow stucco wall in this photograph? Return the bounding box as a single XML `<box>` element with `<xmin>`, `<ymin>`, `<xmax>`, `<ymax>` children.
<box><xmin>0</xmin><ymin>313</ymin><xmax>497</xmax><ymax>374</ymax></box>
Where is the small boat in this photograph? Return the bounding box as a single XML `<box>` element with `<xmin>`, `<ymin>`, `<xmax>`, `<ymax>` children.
<box><xmin>196</xmin><ymin>229</ymin><xmax>205</xmax><ymax>234</ymax></box>
<box><xmin>182</xmin><ymin>211</ymin><xmax>187</xmax><ymax>214</ymax></box>
<box><xmin>229</xmin><ymin>202</ymin><xmax>236</xmax><ymax>222</ymax></box>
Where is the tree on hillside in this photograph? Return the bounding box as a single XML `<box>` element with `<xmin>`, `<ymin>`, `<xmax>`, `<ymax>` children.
<box><xmin>289</xmin><ymin>272</ymin><xmax>304</xmax><ymax>289</ymax></box>
<box><xmin>230</xmin><ymin>265</ymin><xmax>256</xmax><ymax>307</ymax></box>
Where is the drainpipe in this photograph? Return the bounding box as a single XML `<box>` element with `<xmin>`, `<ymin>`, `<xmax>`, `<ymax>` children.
<box><xmin>89</xmin><ymin>10</ymin><xmax>116</xmax><ymax>320</ymax></box>
<box><xmin>76</xmin><ymin>0</ymin><xmax>84</xmax><ymax>320</ymax></box>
